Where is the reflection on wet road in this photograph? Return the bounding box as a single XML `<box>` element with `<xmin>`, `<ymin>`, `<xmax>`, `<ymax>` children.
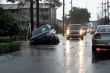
<box><xmin>0</xmin><ymin>34</ymin><xmax>110</xmax><ymax>73</ymax></box>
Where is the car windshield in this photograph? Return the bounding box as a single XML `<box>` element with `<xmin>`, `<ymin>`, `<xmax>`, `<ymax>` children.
<box><xmin>70</xmin><ymin>25</ymin><xmax>81</xmax><ymax>30</ymax></box>
<box><xmin>97</xmin><ymin>26</ymin><xmax>110</xmax><ymax>32</ymax></box>
<box><xmin>32</xmin><ymin>25</ymin><xmax>50</xmax><ymax>37</ymax></box>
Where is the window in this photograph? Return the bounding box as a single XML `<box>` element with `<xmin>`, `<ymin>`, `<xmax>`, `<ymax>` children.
<box><xmin>98</xmin><ymin>26</ymin><xmax>110</xmax><ymax>32</ymax></box>
<box><xmin>43</xmin><ymin>15</ymin><xmax>48</xmax><ymax>20</ymax></box>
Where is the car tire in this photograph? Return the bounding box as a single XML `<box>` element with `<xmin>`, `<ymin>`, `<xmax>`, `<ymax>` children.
<box><xmin>81</xmin><ymin>37</ymin><xmax>83</xmax><ymax>40</ymax></box>
<box><xmin>66</xmin><ymin>36</ymin><xmax>70</xmax><ymax>40</ymax></box>
<box><xmin>55</xmin><ymin>38</ymin><xmax>60</xmax><ymax>44</ymax></box>
<box><xmin>92</xmin><ymin>52</ymin><xmax>98</xmax><ymax>63</ymax></box>
<box><xmin>50</xmin><ymin>36</ymin><xmax>59</xmax><ymax>45</ymax></box>
<box><xmin>30</xmin><ymin>40</ymin><xmax>35</xmax><ymax>45</ymax></box>
<box><xmin>92</xmin><ymin>47</ymin><xmax>98</xmax><ymax>63</ymax></box>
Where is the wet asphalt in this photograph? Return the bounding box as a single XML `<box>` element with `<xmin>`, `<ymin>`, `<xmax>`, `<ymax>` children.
<box><xmin>0</xmin><ymin>33</ymin><xmax>110</xmax><ymax>73</ymax></box>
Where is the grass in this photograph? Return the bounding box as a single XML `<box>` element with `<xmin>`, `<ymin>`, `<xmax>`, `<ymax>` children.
<box><xmin>0</xmin><ymin>42</ymin><xmax>21</xmax><ymax>55</ymax></box>
<box><xmin>0</xmin><ymin>37</ymin><xmax>13</xmax><ymax>43</ymax></box>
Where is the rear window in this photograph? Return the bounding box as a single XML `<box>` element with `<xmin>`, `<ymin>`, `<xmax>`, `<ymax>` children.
<box><xmin>97</xmin><ymin>26</ymin><xmax>110</xmax><ymax>32</ymax></box>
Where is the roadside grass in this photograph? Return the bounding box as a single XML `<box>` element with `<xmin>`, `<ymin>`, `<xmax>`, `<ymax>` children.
<box><xmin>0</xmin><ymin>39</ymin><xmax>13</xmax><ymax>43</ymax></box>
<box><xmin>0</xmin><ymin>37</ymin><xmax>13</xmax><ymax>43</ymax></box>
<box><xmin>0</xmin><ymin>37</ymin><xmax>21</xmax><ymax>55</ymax></box>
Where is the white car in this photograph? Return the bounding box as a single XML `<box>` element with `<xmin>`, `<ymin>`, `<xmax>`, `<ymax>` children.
<box><xmin>66</xmin><ymin>24</ymin><xmax>84</xmax><ymax>40</ymax></box>
<box><xmin>92</xmin><ymin>25</ymin><xmax>110</xmax><ymax>58</ymax></box>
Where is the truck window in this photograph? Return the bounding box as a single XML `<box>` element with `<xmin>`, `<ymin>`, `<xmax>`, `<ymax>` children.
<box><xmin>70</xmin><ymin>25</ymin><xmax>81</xmax><ymax>30</ymax></box>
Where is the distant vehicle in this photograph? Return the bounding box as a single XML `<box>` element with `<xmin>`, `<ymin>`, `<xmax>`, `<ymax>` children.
<box><xmin>90</xmin><ymin>27</ymin><xmax>97</xmax><ymax>34</ymax></box>
<box><xmin>65</xmin><ymin>24</ymin><xmax>84</xmax><ymax>40</ymax></box>
<box><xmin>92</xmin><ymin>25</ymin><xmax>110</xmax><ymax>58</ymax></box>
<box><xmin>30</xmin><ymin>24</ymin><xmax>59</xmax><ymax>45</ymax></box>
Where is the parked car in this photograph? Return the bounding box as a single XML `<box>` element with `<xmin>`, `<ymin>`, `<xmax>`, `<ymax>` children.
<box><xmin>92</xmin><ymin>25</ymin><xmax>110</xmax><ymax>58</ymax></box>
<box><xmin>30</xmin><ymin>24</ymin><xmax>59</xmax><ymax>45</ymax></box>
<box><xmin>65</xmin><ymin>24</ymin><xmax>84</xmax><ymax>40</ymax></box>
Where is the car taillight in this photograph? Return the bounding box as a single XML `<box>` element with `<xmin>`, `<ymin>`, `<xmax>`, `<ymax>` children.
<box><xmin>96</xmin><ymin>48</ymin><xmax>101</xmax><ymax>52</ymax></box>
<box><xmin>103</xmin><ymin>48</ymin><xmax>107</xmax><ymax>52</ymax></box>
<box><xmin>96</xmin><ymin>48</ymin><xmax>107</xmax><ymax>52</ymax></box>
<box><xmin>94</xmin><ymin>33</ymin><xmax>101</xmax><ymax>39</ymax></box>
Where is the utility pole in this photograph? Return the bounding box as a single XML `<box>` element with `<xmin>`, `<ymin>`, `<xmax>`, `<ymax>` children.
<box><xmin>107</xmin><ymin>0</ymin><xmax>109</xmax><ymax>24</ymax></box>
<box><xmin>71</xmin><ymin>0</ymin><xmax>72</xmax><ymax>24</ymax></box>
<box><xmin>104</xmin><ymin>1</ymin><xmax>107</xmax><ymax>24</ymax></box>
<box><xmin>63</xmin><ymin>0</ymin><xmax>65</xmax><ymax>36</ymax></box>
<box><xmin>30</xmin><ymin>0</ymin><xmax>34</xmax><ymax>33</ymax></box>
<box><xmin>54</xmin><ymin>0</ymin><xmax>56</xmax><ymax>27</ymax></box>
<box><xmin>36</xmin><ymin>0</ymin><xmax>39</xmax><ymax>28</ymax></box>
<box><xmin>101</xmin><ymin>1</ymin><xmax>104</xmax><ymax>18</ymax></box>
<box><xmin>71</xmin><ymin>0</ymin><xmax>72</xmax><ymax>11</ymax></box>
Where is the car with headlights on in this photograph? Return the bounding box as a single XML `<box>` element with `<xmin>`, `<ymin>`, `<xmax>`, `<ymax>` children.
<box><xmin>66</xmin><ymin>24</ymin><xmax>84</xmax><ymax>40</ymax></box>
<box><xmin>82</xmin><ymin>27</ymin><xmax>88</xmax><ymax>36</ymax></box>
<box><xmin>92</xmin><ymin>25</ymin><xmax>110</xmax><ymax>58</ymax></box>
<box><xmin>30</xmin><ymin>24</ymin><xmax>59</xmax><ymax>45</ymax></box>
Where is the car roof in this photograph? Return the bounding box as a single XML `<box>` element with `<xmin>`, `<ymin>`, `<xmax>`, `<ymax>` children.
<box><xmin>96</xmin><ymin>25</ymin><xmax>110</xmax><ymax>32</ymax></box>
<box><xmin>97</xmin><ymin>25</ymin><xmax>110</xmax><ymax>28</ymax></box>
<box><xmin>97</xmin><ymin>25</ymin><xmax>110</xmax><ymax>27</ymax></box>
<box><xmin>70</xmin><ymin>24</ymin><xmax>81</xmax><ymax>25</ymax></box>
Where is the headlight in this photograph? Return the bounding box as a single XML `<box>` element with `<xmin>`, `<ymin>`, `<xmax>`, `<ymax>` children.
<box><xmin>80</xmin><ymin>29</ymin><xmax>83</xmax><ymax>35</ymax></box>
<box><xmin>47</xmin><ymin>32</ymin><xmax>51</xmax><ymax>36</ymax></box>
<box><xmin>66</xmin><ymin>30</ymin><xmax>70</xmax><ymax>35</ymax></box>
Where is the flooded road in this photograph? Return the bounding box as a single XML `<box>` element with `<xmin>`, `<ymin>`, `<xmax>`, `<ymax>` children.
<box><xmin>0</xmin><ymin>34</ymin><xmax>110</xmax><ymax>73</ymax></box>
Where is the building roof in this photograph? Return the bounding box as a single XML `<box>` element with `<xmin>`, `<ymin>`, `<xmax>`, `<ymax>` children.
<box><xmin>0</xmin><ymin>2</ymin><xmax>51</xmax><ymax>10</ymax></box>
<box><xmin>21</xmin><ymin>2</ymin><xmax>50</xmax><ymax>9</ymax></box>
<box><xmin>0</xmin><ymin>4</ymin><xmax>19</xmax><ymax>9</ymax></box>
<box><xmin>12</xmin><ymin>13</ymin><xmax>30</xmax><ymax>22</ymax></box>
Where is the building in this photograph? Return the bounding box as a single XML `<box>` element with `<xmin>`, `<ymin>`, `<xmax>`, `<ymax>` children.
<box><xmin>0</xmin><ymin>2</ymin><xmax>56</xmax><ymax>27</ymax></box>
<box><xmin>0</xmin><ymin>4</ymin><xmax>30</xmax><ymax>26</ymax></box>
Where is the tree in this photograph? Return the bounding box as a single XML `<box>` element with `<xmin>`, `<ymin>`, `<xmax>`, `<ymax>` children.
<box><xmin>0</xmin><ymin>8</ymin><xmax>19</xmax><ymax>39</ymax></box>
<box><xmin>46</xmin><ymin>0</ymin><xmax>62</xmax><ymax>7</ymax></box>
<box><xmin>69</xmin><ymin>7</ymin><xmax>90</xmax><ymax>24</ymax></box>
<box><xmin>97</xmin><ymin>17</ymin><xmax>109</xmax><ymax>25</ymax></box>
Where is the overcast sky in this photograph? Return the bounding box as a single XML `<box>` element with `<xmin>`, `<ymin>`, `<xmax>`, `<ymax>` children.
<box><xmin>57</xmin><ymin>0</ymin><xmax>102</xmax><ymax>21</ymax></box>
<box><xmin>1</xmin><ymin>0</ymin><xmax>102</xmax><ymax>21</ymax></box>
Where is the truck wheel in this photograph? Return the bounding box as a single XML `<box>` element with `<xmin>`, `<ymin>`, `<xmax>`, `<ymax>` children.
<box><xmin>81</xmin><ymin>37</ymin><xmax>83</xmax><ymax>40</ymax></box>
<box><xmin>66</xmin><ymin>37</ymin><xmax>70</xmax><ymax>40</ymax></box>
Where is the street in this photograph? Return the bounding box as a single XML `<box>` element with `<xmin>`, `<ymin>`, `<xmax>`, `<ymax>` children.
<box><xmin>0</xmin><ymin>33</ymin><xmax>110</xmax><ymax>73</ymax></box>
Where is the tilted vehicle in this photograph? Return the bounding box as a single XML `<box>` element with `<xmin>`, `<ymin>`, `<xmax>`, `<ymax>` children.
<box><xmin>92</xmin><ymin>25</ymin><xmax>110</xmax><ymax>58</ymax></box>
<box><xmin>30</xmin><ymin>24</ymin><xmax>59</xmax><ymax>45</ymax></box>
<box><xmin>66</xmin><ymin>24</ymin><xmax>84</xmax><ymax>40</ymax></box>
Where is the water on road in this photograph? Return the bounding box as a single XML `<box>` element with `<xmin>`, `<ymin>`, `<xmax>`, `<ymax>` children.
<box><xmin>0</xmin><ymin>34</ymin><xmax>110</xmax><ymax>73</ymax></box>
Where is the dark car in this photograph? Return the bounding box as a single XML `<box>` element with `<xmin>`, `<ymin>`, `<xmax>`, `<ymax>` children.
<box><xmin>30</xmin><ymin>24</ymin><xmax>59</xmax><ymax>45</ymax></box>
<box><xmin>92</xmin><ymin>25</ymin><xmax>110</xmax><ymax>59</ymax></box>
<box><xmin>66</xmin><ymin>24</ymin><xmax>84</xmax><ymax>40</ymax></box>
